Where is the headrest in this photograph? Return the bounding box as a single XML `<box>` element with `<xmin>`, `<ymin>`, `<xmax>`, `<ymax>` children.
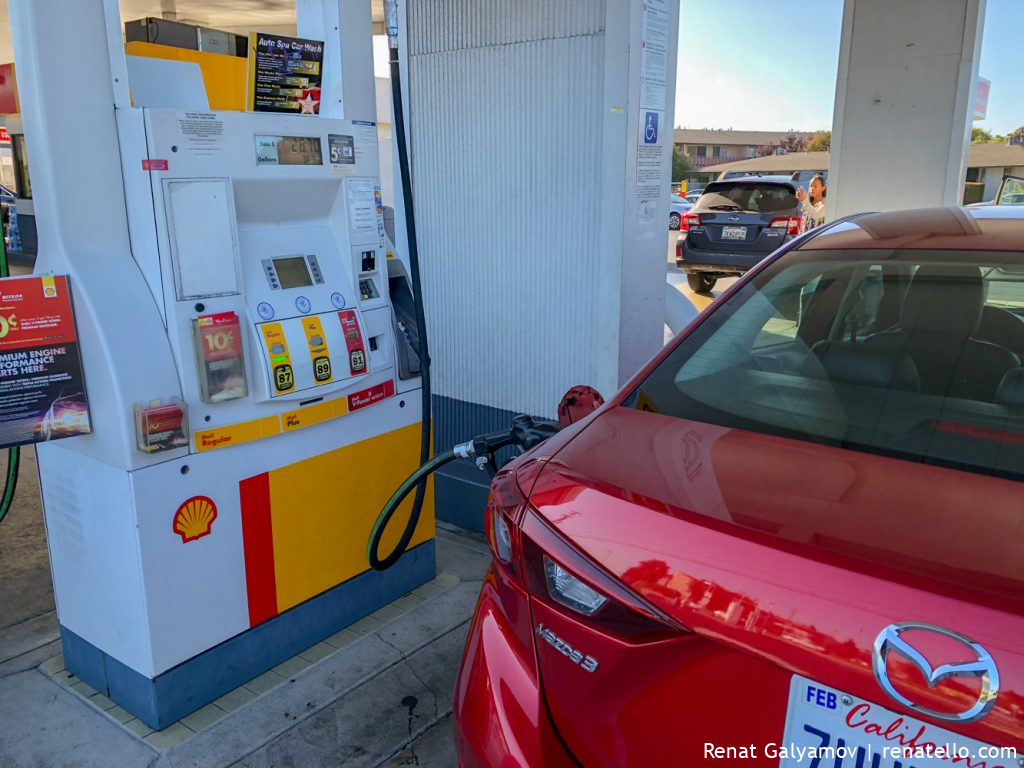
<box><xmin>901</xmin><ymin>265</ymin><xmax>984</xmax><ymax>337</ymax></box>
<box><xmin>809</xmin><ymin>341</ymin><xmax>920</xmax><ymax>391</ymax></box>
<box><xmin>997</xmin><ymin>368</ymin><xmax>1024</xmax><ymax>408</ymax></box>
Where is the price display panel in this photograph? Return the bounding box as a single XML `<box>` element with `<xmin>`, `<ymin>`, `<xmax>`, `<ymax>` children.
<box><xmin>255</xmin><ymin>135</ymin><xmax>324</xmax><ymax>166</ymax></box>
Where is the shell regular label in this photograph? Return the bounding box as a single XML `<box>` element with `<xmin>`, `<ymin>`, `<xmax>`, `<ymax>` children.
<box><xmin>338</xmin><ymin>310</ymin><xmax>367</xmax><ymax>376</ymax></box>
<box><xmin>173</xmin><ymin>496</ymin><xmax>218</xmax><ymax>543</ymax></box>
<box><xmin>259</xmin><ymin>322</ymin><xmax>295</xmax><ymax>394</ymax></box>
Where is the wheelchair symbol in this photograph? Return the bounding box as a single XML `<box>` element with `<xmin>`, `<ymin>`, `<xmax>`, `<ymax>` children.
<box><xmin>644</xmin><ymin>112</ymin><xmax>659</xmax><ymax>144</ymax></box>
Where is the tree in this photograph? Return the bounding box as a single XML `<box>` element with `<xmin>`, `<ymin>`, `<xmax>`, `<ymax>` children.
<box><xmin>672</xmin><ymin>144</ymin><xmax>692</xmax><ymax>182</ymax></box>
<box><xmin>778</xmin><ymin>132</ymin><xmax>809</xmax><ymax>153</ymax></box>
<box><xmin>972</xmin><ymin>126</ymin><xmax>995</xmax><ymax>144</ymax></box>
<box><xmin>972</xmin><ymin>126</ymin><xmax>1010</xmax><ymax>144</ymax></box>
<box><xmin>806</xmin><ymin>130</ymin><xmax>831</xmax><ymax>152</ymax></box>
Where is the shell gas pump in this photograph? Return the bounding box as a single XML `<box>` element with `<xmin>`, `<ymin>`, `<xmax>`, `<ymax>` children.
<box><xmin>7</xmin><ymin>0</ymin><xmax>433</xmax><ymax>730</ymax></box>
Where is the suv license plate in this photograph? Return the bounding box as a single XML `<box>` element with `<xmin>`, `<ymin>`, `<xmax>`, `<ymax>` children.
<box><xmin>721</xmin><ymin>225</ymin><xmax>746</xmax><ymax>240</ymax></box>
<box><xmin>781</xmin><ymin>676</ymin><xmax>1010</xmax><ymax>768</ymax></box>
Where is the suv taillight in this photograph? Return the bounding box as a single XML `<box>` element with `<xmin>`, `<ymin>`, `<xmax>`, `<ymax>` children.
<box><xmin>683</xmin><ymin>213</ymin><xmax>701</xmax><ymax>230</ymax></box>
<box><xmin>769</xmin><ymin>215</ymin><xmax>803</xmax><ymax>235</ymax></box>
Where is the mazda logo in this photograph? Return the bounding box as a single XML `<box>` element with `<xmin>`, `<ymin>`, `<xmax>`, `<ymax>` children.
<box><xmin>872</xmin><ymin>623</ymin><xmax>999</xmax><ymax>723</ymax></box>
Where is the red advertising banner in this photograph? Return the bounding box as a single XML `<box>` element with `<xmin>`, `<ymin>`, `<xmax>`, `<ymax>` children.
<box><xmin>348</xmin><ymin>380</ymin><xmax>395</xmax><ymax>412</ymax></box>
<box><xmin>0</xmin><ymin>275</ymin><xmax>91</xmax><ymax>447</ymax></box>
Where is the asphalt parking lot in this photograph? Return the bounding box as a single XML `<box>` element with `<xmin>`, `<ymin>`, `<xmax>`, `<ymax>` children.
<box><xmin>666</xmin><ymin>228</ymin><xmax>736</xmax><ymax>318</ymax></box>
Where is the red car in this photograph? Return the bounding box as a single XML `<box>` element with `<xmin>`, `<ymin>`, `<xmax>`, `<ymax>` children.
<box><xmin>455</xmin><ymin>206</ymin><xmax>1024</xmax><ymax>767</ymax></box>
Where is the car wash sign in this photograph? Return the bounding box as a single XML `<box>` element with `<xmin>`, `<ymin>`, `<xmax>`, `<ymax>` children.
<box><xmin>0</xmin><ymin>275</ymin><xmax>91</xmax><ymax>447</ymax></box>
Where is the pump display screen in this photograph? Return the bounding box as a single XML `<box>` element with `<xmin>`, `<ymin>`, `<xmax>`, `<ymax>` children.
<box><xmin>273</xmin><ymin>256</ymin><xmax>313</xmax><ymax>289</ymax></box>
<box><xmin>255</xmin><ymin>135</ymin><xmax>323</xmax><ymax>166</ymax></box>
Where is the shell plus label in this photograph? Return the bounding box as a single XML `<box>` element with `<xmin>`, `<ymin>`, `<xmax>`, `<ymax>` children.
<box><xmin>0</xmin><ymin>275</ymin><xmax>91</xmax><ymax>448</ymax></box>
<box><xmin>301</xmin><ymin>316</ymin><xmax>332</xmax><ymax>384</ymax></box>
<box><xmin>337</xmin><ymin>310</ymin><xmax>367</xmax><ymax>376</ymax></box>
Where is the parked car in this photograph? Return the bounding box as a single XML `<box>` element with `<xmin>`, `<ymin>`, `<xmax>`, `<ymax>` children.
<box><xmin>967</xmin><ymin>175</ymin><xmax>1024</xmax><ymax>208</ymax></box>
<box><xmin>668</xmin><ymin>194</ymin><xmax>692</xmax><ymax>230</ymax></box>
<box><xmin>676</xmin><ymin>175</ymin><xmax>803</xmax><ymax>293</ymax></box>
<box><xmin>454</xmin><ymin>204</ymin><xmax>1024</xmax><ymax>768</ymax></box>
<box><xmin>684</xmin><ymin>189</ymin><xmax>703</xmax><ymax>204</ymax></box>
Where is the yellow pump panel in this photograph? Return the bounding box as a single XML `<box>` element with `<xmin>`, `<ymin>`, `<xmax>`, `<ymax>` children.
<box><xmin>124</xmin><ymin>42</ymin><xmax>248</xmax><ymax>111</ymax></box>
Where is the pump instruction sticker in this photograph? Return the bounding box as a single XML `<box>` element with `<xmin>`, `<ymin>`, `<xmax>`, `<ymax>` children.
<box><xmin>0</xmin><ymin>275</ymin><xmax>91</xmax><ymax>448</ymax></box>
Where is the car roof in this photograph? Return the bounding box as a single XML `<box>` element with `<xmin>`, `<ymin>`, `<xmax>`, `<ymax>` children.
<box><xmin>710</xmin><ymin>175</ymin><xmax>796</xmax><ymax>186</ymax></box>
<box><xmin>799</xmin><ymin>205</ymin><xmax>1024</xmax><ymax>252</ymax></box>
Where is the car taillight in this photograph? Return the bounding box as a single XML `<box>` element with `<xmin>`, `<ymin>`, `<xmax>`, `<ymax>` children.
<box><xmin>683</xmin><ymin>213</ymin><xmax>701</xmax><ymax>230</ymax></box>
<box><xmin>484</xmin><ymin>469</ymin><xmax>527</xmax><ymax>583</ymax></box>
<box><xmin>519</xmin><ymin>508</ymin><xmax>686</xmax><ymax>641</ymax></box>
<box><xmin>769</xmin><ymin>215</ymin><xmax>803</xmax><ymax>235</ymax></box>
<box><xmin>544</xmin><ymin>557</ymin><xmax>607</xmax><ymax>615</ymax></box>
<box><xmin>485</xmin><ymin>466</ymin><xmax>687</xmax><ymax>640</ymax></box>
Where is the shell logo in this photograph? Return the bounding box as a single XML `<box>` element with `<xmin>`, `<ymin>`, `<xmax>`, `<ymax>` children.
<box><xmin>172</xmin><ymin>496</ymin><xmax>218</xmax><ymax>543</ymax></box>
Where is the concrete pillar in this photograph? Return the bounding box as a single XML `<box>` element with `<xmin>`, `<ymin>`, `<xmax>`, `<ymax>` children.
<box><xmin>829</xmin><ymin>0</ymin><xmax>986</xmax><ymax>217</ymax></box>
<box><xmin>404</xmin><ymin>0</ymin><xmax>679</xmax><ymax>527</ymax></box>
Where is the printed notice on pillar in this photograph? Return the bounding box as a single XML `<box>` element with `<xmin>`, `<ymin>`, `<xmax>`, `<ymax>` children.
<box><xmin>246</xmin><ymin>32</ymin><xmax>324</xmax><ymax>115</ymax></box>
<box><xmin>637</xmin><ymin>0</ymin><xmax>669</xmax><ymax>201</ymax></box>
<box><xmin>0</xmin><ymin>276</ymin><xmax>91</xmax><ymax>448</ymax></box>
<box><xmin>344</xmin><ymin>178</ymin><xmax>379</xmax><ymax>245</ymax></box>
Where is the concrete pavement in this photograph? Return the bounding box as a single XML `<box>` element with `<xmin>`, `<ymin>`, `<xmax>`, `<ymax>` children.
<box><xmin>0</xmin><ymin>526</ymin><xmax>488</xmax><ymax>767</ymax></box>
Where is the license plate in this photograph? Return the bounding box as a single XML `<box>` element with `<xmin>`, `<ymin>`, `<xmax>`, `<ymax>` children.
<box><xmin>721</xmin><ymin>225</ymin><xmax>747</xmax><ymax>240</ymax></box>
<box><xmin>780</xmin><ymin>676</ymin><xmax>1011</xmax><ymax>768</ymax></box>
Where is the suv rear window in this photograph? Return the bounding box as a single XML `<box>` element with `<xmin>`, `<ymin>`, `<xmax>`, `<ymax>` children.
<box><xmin>696</xmin><ymin>182</ymin><xmax>798</xmax><ymax>214</ymax></box>
<box><xmin>626</xmin><ymin>249</ymin><xmax>1024</xmax><ymax>480</ymax></box>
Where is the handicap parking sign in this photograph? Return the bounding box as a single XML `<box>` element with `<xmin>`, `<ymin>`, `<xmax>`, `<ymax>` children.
<box><xmin>643</xmin><ymin>111</ymin><xmax>659</xmax><ymax>144</ymax></box>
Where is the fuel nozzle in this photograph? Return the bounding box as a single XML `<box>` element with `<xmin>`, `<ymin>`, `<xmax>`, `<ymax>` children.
<box><xmin>453</xmin><ymin>415</ymin><xmax>562</xmax><ymax>475</ymax></box>
<box><xmin>384</xmin><ymin>0</ymin><xmax>400</xmax><ymax>49</ymax></box>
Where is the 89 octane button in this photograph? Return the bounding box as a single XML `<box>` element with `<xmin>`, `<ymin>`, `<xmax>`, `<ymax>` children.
<box><xmin>257</xmin><ymin>302</ymin><xmax>275</xmax><ymax>320</ymax></box>
<box><xmin>330</xmin><ymin>292</ymin><xmax>346</xmax><ymax>309</ymax></box>
<box><xmin>295</xmin><ymin>296</ymin><xmax>311</xmax><ymax>314</ymax></box>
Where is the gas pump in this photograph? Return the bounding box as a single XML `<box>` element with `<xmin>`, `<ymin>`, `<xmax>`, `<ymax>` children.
<box><xmin>8</xmin><ymin>0</ymin><xmax>433</xmax><ymax>730</ymax></box>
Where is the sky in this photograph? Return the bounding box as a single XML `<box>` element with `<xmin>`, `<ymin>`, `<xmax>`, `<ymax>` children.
<box><xmin>675</xmin><ymin>0</ymin><xmax>1023</xmax><ymax>136</ymax></box>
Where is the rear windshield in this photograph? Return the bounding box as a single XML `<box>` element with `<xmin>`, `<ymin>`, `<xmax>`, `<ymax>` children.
<box><xmin>626</xmin><ymin>250</ymin><xmax>1024</xmax><ymax>480</ymax></box>
<box><xmin>695</xmin><ymin>182</ymin><xmax>798</xmax><ymax>214</ymax></box>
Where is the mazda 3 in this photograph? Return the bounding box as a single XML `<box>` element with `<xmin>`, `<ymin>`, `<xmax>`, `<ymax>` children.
<box><xmin>455</xmin><ymin>206</ymin><xmax>1024</xmax><ymax>767</ymax></box>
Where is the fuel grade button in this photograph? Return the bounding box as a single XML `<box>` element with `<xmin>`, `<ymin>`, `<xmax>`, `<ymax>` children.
<box><xmin>295</xmin><ymin>296</ymin><xmax>311</xmax><ymax>314</ymax></box>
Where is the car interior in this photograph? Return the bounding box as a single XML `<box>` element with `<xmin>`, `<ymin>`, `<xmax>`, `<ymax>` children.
<box><xmin>629</xmin><ymin>250</ymin><xmax>1024</xmax><ymax>479</ymax></box>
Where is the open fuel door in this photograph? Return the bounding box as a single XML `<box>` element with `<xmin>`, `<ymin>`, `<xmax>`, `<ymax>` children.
<box><xmin>995</xmin><ymin>174</ymin><xmax>1024</xmax><ymax>205</ymax></box>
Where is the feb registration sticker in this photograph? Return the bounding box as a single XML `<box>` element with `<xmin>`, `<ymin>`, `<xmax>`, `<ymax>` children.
<box><xmin>779</xmin><ymin>676</ymin><xmax>1013</xmax><ymax>768</ymax></box>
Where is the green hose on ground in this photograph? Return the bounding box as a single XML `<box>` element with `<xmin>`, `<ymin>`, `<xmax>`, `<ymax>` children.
<box><xmin>0</xmin><ymin>213</ymin><xmax>19</xmax><ymax>525</ymax></box>
<box><xmin>367</xmin><ymin>450</ymin><xmax>458</xmax><ymax>571</ymax></box>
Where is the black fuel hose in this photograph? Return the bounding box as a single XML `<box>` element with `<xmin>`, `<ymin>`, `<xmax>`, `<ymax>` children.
<box><xmin>0</xmin><ymin>228</ymin><xmax>17</xmax><ymax>526</ymax></box>
<box><xmin>369</xmin><ymin>4</ymin><xmax>432</xmax><ymax>571</ymax></box>
<box><xmin>367</xmin><ymin>449</ymin><xmax>455</xmax><ymax>567</ymax></box>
